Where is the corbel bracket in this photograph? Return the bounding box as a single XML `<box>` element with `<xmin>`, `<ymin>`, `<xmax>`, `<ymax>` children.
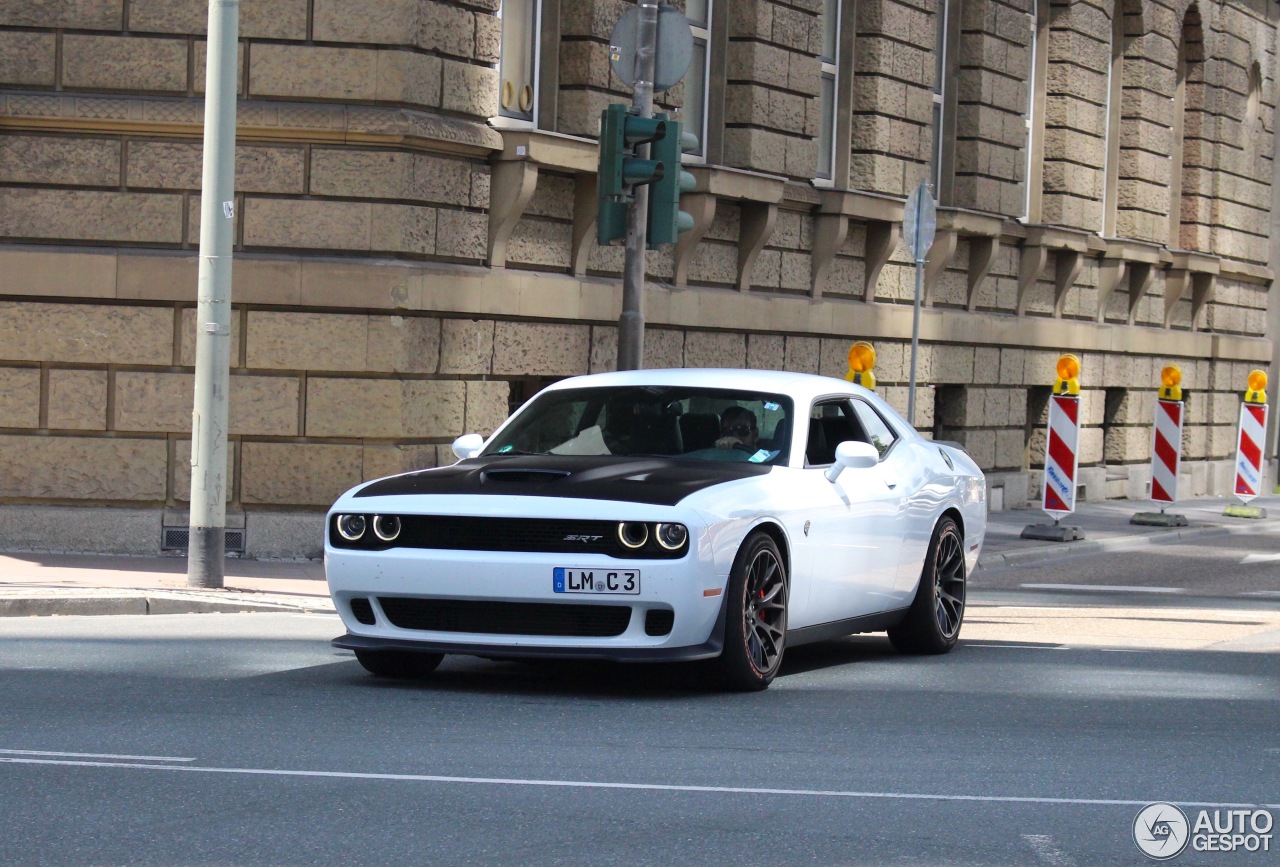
<box><xmin>487</xmin><ymin>160</ymin><xmax>539</xmax><ymax>269</ymax></box>
<box><xmin>672</xmin><ymin>193</ymin><xmax>718</xmax><ymax>288</ymax></box>
<box><xmin>1164</xmin><ymin>250</ymin><xmax>1220</xmax><ymax>329</ymax></box>
<box><xmin>811</xmin><ymin>189</ymin><xmax>904</xmax><ymax>299</ymax></box>
<box><xmin>1015</xmin><ymin>225</ymin><xmax>1094</xmax><ymax>316</ymax></box>
<box><xmin>737</xmin><ymin>201</ymin><xmax>777</xmax><ymax>292</ymax></box>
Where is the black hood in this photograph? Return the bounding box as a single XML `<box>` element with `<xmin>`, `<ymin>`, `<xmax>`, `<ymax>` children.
<box><xmin>353</xmin><ymin>454</ymin><xmax>771</xmax><ymax>507</ymax></box>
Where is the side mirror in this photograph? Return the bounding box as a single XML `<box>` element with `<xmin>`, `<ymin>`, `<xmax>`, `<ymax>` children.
<box><xmin>824</xmin><ymin>440</ymin><xmax>879</xmax><ymax>483</ymax></box>
<box><xmin>451</xmin><ymin>433</ymin><xmax>485</xmax><ymax>460</ymax></box>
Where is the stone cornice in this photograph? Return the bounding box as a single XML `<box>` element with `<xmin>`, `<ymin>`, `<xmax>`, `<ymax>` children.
<box><xmin>0</xmin><ymin>91</ymin><xmax>503</xmax><ymax>156</ymax></box>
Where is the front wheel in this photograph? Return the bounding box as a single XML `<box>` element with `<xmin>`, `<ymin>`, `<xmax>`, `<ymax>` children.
<box><xmin>714</xmin><ymin>532</ymin><xmax>788</xmax><ymax>691</ymax></box>
<box><xmin>354</xmin><ymin>648</ymin><xmax>445</xmax><ymax>679</ymax></box>
<box><xmin>888</xmin><ymin>516</ymin><xmax>966</xmax><ymax>655</ymax></box>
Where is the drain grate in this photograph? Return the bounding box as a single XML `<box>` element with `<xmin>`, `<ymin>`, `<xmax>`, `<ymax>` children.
<box><xmin>162</xmin><ymin>527</ymin><xmax>246</xmax><ymax>554</ymax></box>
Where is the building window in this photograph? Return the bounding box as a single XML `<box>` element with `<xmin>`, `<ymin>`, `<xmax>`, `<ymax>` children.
<box><xmin>816</xmin><ymin>0</ymin><xmax>840</xmax><ymax>182</ymax></box>
<box><xmin>1101</xmin><ymin>3</ymin><xmax>1125</xmax><ymax>237</ymax></box>
<box><xmin>497</xmin><ymin>0</ymin><xmax>541</xmax><ymax>125</ymax></box>
<box><xmin>931</xmin><ymin>0</ymin><xmax>958</xmax><ymax>204</ymax></box>
<box><xmin>682</xmin><ymin>0</ymin><xmax>711</xmax><ymax>160</ymax></box>
<box><xmin>1022</xmin><ymin>0</ymin><xmax>1047</xmax><ymax>222</ymax></box>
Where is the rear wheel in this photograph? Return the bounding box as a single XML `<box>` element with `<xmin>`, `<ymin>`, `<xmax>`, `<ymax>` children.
<box><xmin>888</xmin><ymin>516</ymin><xmax>966</xmax><ymax>655</ymax></box>
<box><xmin>354</xmin><ymin>649</ymin><xmax>445</xmax><ymax>679</ymax></box>
<box><xmin>714</xmin><ymin>532</ymin><xmax>788</xmax><ymax>691</ymax></box>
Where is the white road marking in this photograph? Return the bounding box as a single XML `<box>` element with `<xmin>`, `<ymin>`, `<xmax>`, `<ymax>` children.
<box><xmin>0</xmin><ymin>755</ymin><xmax>1274</xmax><ymax>811</ymax></box>
<box><xmin>1240</xmin><ymin>591</ymin><xmax>1280</xmax><ymax>598</ymax></box>
<box><xmin>1020</xmin><ymin>584</ymin><xmax>1186</xmax><ymax>594</ymax></box>
<box><xmin>1022</xmin><ymin>834</ymin><xmax>1077</xmax><ymax>866</ymax></box>
<box><xmin>964</xmin><ymin>643</ymin><xmax>1068</xmax><ymax>651</ymax></box>
<box><xmin>1240</xmin><ymin>553</ymin><xmax>1280</xmax><ymax>565</ymax></box>
<box><xmin>0</xmin><ymin>748</ymin><xmax>195</xmax><ymax>762</ymax></box>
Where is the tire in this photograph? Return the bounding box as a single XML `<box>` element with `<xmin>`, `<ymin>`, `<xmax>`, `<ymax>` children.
<box><xmin>714</xmin><ymin>532</ymin><xmax>788</xmax><ymax>691</ymax></box>
<box><xmin>888</xmin><ymin>516</ymin><xmax>966</xmax><ymax>655</ymax></box>
<box><xmin>354</xmin><ymin>648</ymin><xmax>445</xmax><ymax>679</ymax></box>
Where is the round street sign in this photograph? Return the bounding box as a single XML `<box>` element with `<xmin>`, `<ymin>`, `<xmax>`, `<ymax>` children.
<box><xmin>609</xmin><ymin>3</ymin><xmax>694</xmax><ymax>92</ymax></box>
<box><xmin>902</xmin><ymin>180</ymin><xmax>937</xmax><ymax>262</ymax></box>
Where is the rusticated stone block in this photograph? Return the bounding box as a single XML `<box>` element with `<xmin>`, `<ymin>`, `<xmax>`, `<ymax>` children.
<box><xmin>128</xmin><ymin>142</ymin><xmax>304</xmax><ymax>193</ymax></box>
<box><xmin>727</xmin><ymin>41</ymin><xmax>790</xmax><ymax>89</ymax></box>
<box><xmin>590</xmin><ymin>326</ymin><xmax>619</xmax><ymax>374</ymax></box>
<box><xmin>645</xmin><ymin>329</ymin><xmax>685</xmax><ymax>369</ymax></box>
<box><xmin>465</xmin><ymin>379</ymin><xmax>510</xmax><ymax>434</ymax></box>
<box><xmin>114</xmin><ymin>372</ymin><xmax>300</xmax><ymax>436</ymax></box>
<box><xmin>47</xmin><ymin>369</ymin><xmax>108</xmax><ymax>431</ymax></box>
<box><xmin>244</xmin><ymin>199</ymin><xmax>372</xmax><ymax>252</ymax></box>
<box><xmin>361</xmin><ymin>444</ymin><xmax>440</xmax><ymax>482</ymax></box>
<box><xmin>368</xmin><ymin>316</ymin><xmax>442</xmax><ymax>374</ymax></box>
<box><xmin>0</xmin><ymin>435</ymin><xmax>167</xmax><ymax>500</ymax></box>
<box><xmin>310</xmin><ymin>149</ymin><xmax>474</xmax><ymax>206</ymax></box>
<box><xmin>240</xmin><ymin>442</ymin><xmax>363</xmax><ymax>506</ymax></box>
<box><xmin>440</xmin><ymin>319</ymin><xmax>495</xmax><ymax>374</ymax></box>
<box><xmin>418</xmin><ymin>1</ymin><xmax>476</xmax><ymax>58</ymax></box>
<box><xmin>688</xmin><ymin>242</ymin><xmax>738</xmax><ymax>285</ymax></box>
<box><xmin>179</xmin><ymin>309</ymin><xmax>242</xmax><ymax>368</ymax></box>
<box><xmin>0</xmin><ymin>32</ymin><xmax>56</xmax><ymax>86</ymax></box>
<box><xmin>493</xmin><ymin>322</ymin><xmax>590</xmax><ymax>376</ymax></box>
<box><xmin>0</xmin><ymin>135</ymin><xmax>119</xmax><ymax>187</ymax></box>
<box><xmin>0</xmin><ymin>367</ymin><xmax>40</xmax><ymax>429</ymax></box>
<box><xmin>313</xmin><ymin>0</ymin><xmax>417</xmax><ymax>45</ymax></box>
<box><xmin>250</xmin><ymin>44</ymin><xmax>378</xmax><ymax>101</ymax></box>
<box><xmin>0</xmin><ymin>0</ymin><xmax>121</xmax><ymax>29</ymax></box>
<box><xmin>0</xmin><ymin>189</ymin><xmax>183</xmax><ymax>245</ymax></box>
<box><xmin>62</xmin><ymin>35</ymin><xmax>187</xmax><ymax>92</ymax></box>
<box><xmin>246</xmin><ymin>312</ymin><xmax>369</xmax><ymax>372</ymax></box>
<box><xmin>306</xmin><ymin>378</ymin><xmax>466</xmax><ymax>438</ymax></box>
<box><xmin>746</xmin><ymin>334</ymin><xmax>785</xmax><ymax>370</ymax></box>
<box><xmin>440</xmin><ymin>59</ymin><xmax>498</xmax><ymax>117</ymax></box>
<box><xmin>0</xmin><ymin>301</ymin><xmax>172</xmax><ymax>365</ymax></box>
<box><xmin>724</xmin><ymin>127</ymin><xmax>787</xmax><ymax>174</ymax></box>
<box><xmin>436</xmin><ymin>209</ymin><xmax>488</xmax><ymax>260</ymax></box>
<box><xmin>684</xmin><ymin>332</ymin><xmax>747</xmax><ymax>369</ymax></box>
<box><xmin>370</xmin><ymin>204</ymin><xmax>438</xmax><ymax>256</ymax></box>
<box><xmin>375</xmin><ymin>51</ymin><xmax>444</xmax><ymax>107</ymax></box>
<box><xmin>475</xmin><ymin>12</ymin><xmax>501</xmax><ymax>63</ymax></box>
<box><xmin>508</xmin><ymin>220</ymin><xmax>573</xmax><ymax>269</ymax></box>
<box><xmin>130</xmin><ymin>0</ymin><xmax>306</xmax><ymax>38</ymax></box>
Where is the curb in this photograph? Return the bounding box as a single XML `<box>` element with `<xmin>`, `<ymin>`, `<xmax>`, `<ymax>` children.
<box><xmin>977</xmin><ymin>522</ymin><xmax>1240</xmax><ymax>571</ymax></box>
<box><xmin>0</xmin><ymin>591</ymin><xmax>334</xmax><ymax>618</ymax></box>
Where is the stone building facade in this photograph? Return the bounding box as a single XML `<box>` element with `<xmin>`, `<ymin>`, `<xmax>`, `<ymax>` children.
<box><xmin>0</xmin><ymin>0</ymin><xmax>1275</xmax><ymax>556</ymax></box>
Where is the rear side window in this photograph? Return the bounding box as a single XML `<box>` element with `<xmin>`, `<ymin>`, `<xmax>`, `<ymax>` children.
<box><xmin>851</xmin><ymin>399</ymin><xmax>898</xmax><ymax>457</ymax></box>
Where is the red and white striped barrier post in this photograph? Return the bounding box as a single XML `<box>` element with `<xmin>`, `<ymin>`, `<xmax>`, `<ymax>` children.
<box><xmin>1023</xmin><ymin>354</ymin><xmax>1085</xmax><ymax>542</ymax></box>
<box><xmin>1132</xmin><ymin>365</ymin><xmax>1188</xmax><ymax>527</ymax></box>
<box><xmin>1226</xmin><ymin>369</ymin><xmax>1269</xmax><ymax>518</ymax></box>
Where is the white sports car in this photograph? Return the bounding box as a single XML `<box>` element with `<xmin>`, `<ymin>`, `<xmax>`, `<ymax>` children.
<box><xmin>325</xmin><ymin>368</ymin><xmax>986</xmax><ymax>690</ymax></box>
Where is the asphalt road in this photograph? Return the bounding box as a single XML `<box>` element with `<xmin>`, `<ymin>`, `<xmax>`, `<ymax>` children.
<box><xmin>0</xmin><ymin>598</ymin><xmax>1276</xmax><ymax>866</ymax></box>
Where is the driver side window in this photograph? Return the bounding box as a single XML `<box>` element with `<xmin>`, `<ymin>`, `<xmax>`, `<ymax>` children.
<box><xmin>804</xmin><ymin>400</ymin><xmax>870</xmax><ymax>466</ymax></box>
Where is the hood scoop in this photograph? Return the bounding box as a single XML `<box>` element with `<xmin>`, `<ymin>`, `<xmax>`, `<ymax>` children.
<box><xmin>480</xmin><ymin>468</ymin><xmax>571</xmax><ymax>484</ymax></box>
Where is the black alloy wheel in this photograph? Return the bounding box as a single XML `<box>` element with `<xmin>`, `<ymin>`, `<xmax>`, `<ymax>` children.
<box><xmin>888</xmin><ymin>516</ymin><xmax>966</xmax><ymax>655</ymax></box>
<box><xmin>354</xmin><ymin>648</ymin><xmax>445</xmax><ymax>679</ymax></box>
<box><xmin>715</xmin><ymin>532</ymin><xmax>788</xmax><ymax>691</ymax></box>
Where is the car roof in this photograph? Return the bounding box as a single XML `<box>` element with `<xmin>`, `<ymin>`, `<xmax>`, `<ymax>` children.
<box><xmin>543</xmin><ymin>368</ymin><xmax>873</xmax><ymax>404</ymax></box>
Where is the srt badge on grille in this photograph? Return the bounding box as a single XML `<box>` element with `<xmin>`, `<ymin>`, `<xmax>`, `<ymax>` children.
<box><xmin>563</xmin><ymin>534</ymin><xmax>604</xmax><ymax>543</ymax></box>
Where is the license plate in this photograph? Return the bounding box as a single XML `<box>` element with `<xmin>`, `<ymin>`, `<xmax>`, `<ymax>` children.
<box><xmin>553</xmin><ymin>567</ymin><xmax>640</xmax><ymax>595</ymax></box>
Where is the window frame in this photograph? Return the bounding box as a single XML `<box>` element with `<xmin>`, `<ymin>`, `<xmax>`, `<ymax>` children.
<box><xmin>493</xmin><ymin>0</ymin><xmax>543</xmax><ymax>130</ymax></box>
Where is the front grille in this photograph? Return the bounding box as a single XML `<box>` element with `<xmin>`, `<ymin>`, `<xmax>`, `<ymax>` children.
<box><xmin>378</xmin><ymin>597</ymin><xmax>632</xmax><ymax>638</ymax></box>
<box><xmin>329</xmin><ymin>515</ymin><xmax>685</xmax><ymax>559</ymax></box>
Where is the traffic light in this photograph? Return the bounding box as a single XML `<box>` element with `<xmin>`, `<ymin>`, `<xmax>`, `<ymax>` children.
<box><xmin>646</xmin><ymin>114</ymin><xmax>698</xmax><ymax>248</ymax></box>
<box><xmin>597</xmin><ymin>104</ymin><xmax>667</xmax><ymax>246</ymax></box>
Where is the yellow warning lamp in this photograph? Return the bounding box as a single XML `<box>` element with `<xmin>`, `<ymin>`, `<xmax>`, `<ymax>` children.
<box><xmin>1158</xmin><ymin>365</ymin><xmax>1183</xmax><ymax>402</ymax></box>
<box><xmin>844</xmin><ymin>340</ymin><xmax>877</xmax><ymax>389</ymax></box>
<box><xmin>1053</xmin><ymin>353</ymin><xmax>1081</xmax><ymax>396</ymax></box>
<box><xmin>1244</xmin><ymin>369</ymin><xmax>1268</xmax><ymax>405</ymax></box>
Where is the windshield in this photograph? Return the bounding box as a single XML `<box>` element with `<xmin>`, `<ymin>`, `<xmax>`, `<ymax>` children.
<box><xmin>483</xmin><ymin>385</ymin><xmax>794</xmax><ymax>465</ymax></box>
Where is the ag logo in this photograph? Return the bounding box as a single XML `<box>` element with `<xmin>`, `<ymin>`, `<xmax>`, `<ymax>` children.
<box><xmin>1134</xmin><ymin>803</ymin><xmax>1190</xmax><ymax>860</ymax></box>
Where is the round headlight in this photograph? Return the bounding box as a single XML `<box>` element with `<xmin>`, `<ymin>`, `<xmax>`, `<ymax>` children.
<box><xmin>373</xmin><ymin>515</ymin><xmax>401</xmax><ymax>542</ymax></box>
<box><xmin>337</xmin><ymin>514</ymin><xmax>366</xmax><ymax>541</ymax></box>
<box><xmin>617</xmin><ymin>522</ymin><xmax>649</xmax><ymax>549</ymax></box>
<box><xmin>654</xmin><ymin>522</ymin><xmax>687</xmax><ymax>551</ymax></box>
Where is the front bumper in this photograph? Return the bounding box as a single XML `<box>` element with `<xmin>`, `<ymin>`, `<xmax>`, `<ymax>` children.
<box><xmin>325</xmin><ymin>546</ymin><xmax>730</xmax><ymax>660</ymax></box>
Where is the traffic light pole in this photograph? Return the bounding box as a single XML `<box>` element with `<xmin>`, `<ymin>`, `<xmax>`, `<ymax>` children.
<box><xmin>617</xmin><ymin>2</ymin><xmax>658</xmax><ymax>372</ymax></box>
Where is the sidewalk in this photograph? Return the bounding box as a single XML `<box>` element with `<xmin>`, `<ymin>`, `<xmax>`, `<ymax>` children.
<box><xmin>0</xmin><ymin>494</ymin><xmax>1276</xmax><ymax>617</ymax></box>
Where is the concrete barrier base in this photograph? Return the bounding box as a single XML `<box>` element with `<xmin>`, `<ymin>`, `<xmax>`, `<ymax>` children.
<box><xmin>1020</xmin><ymin>523</ymin><xmax>1085</xmax><ymax>542</ymax></box>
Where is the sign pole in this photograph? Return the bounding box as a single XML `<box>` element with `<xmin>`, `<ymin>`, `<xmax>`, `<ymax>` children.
<box><xmin>617</xmin><ymin>2</ymin><xmax>658</xmax><ymax>372</ymax></box>
<box><xmin>901</xmin><ymin>181</ymin><xmax>935</xmax><ymax>428</ymax></box>
<box><xmin>187</xmin><ymin>0</ymin><xmax>239</xmax><ymax>588</ymax></box>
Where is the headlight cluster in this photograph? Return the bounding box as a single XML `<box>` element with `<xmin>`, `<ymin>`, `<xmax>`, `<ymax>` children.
<box><xmin>336</xmin><ymin>513</ymin><xmax>401</xmax><ymax>543</ymax></box>
<box><xmin>617</xmin><ymin>521</ymin><xmax>688</xmax><ymax>552</ymax></box>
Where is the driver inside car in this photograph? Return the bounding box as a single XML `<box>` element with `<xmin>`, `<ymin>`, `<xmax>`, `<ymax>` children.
<box><xmin>715</xmin><ymin>406</ymin><xmax>759</xmax><ymax>451</ymax></box>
